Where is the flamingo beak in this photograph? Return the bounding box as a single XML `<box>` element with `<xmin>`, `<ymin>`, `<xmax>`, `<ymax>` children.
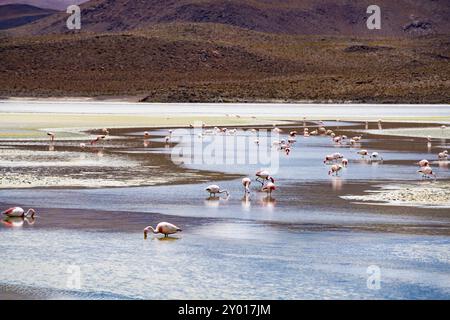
<box><xmin>144</xmin><ymin>230</ymin><xmax>148</xmax><ymax>240</ymax></box>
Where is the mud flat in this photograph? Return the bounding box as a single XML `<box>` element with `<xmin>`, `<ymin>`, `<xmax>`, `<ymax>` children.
<box><xmin>342</xmin><ymin>182</ymin><xmax>450</xmax><ymax>208</ymax></box>
<box><xmin>366</xmin><ymin>127</ymin><xmax>450</xmax><ymax>139</ymax></box>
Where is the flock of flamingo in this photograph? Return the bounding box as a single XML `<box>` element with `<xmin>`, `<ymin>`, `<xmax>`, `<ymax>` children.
<box><xmin>2</xmin><ymin>120</ymin><xmax>448</xmax><ymax>238</ymax></box>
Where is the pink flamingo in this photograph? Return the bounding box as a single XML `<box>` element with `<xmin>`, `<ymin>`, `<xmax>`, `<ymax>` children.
<box><xmin>242</xmin><ymin>177</ymin><xmax>251</xmax><ymax>194</ymax></box>
<box><xmin>144</xmin><ymin>222</ymin><xmax>182</xmax><ymax>239</ymax></box>
<box><xmin>342</xmin><ymin>158</ymin><xmax>349</xmax><ymax>167</ymax></box>
<box><xmin>357</xmin><ymin>149</ymin><xmax>369</xmax><ymax>158</ymax></box>
<box><xmin>418</xmin><ymin>166</ymin><xmax>436</xmax><ymax>180</ymax></box>
<box><xmin>2</xmin><ymin>207</ymin><xmax>36</xmax><ymax>218</ymax></box>
<box><xmin>90</xmin><ymin>135</ymin><xmax>106</xmax><ymax>145</ymax></box>
<box><xmin>261</xmin><ymin>182</ymin><xmax>276</xmax><ymax>196</ymax></box>
<box><xmin>329</xmin><ymin>164</ymin><xmax>343</xmax><ymax>176</ymax></box>
<box><xmin>438</xmin><ymin>150</ymin><xmax>448</xmax><ymax>160</ymax></box>
<box><xmin>255</xmin><ymin>170</ymin><xmax>275</xmax><ymax>186</ymax></box>
<box><xmin>418</xmin><ymin>159</ymin><xmax>429</xmax><ymax>167</ymax></box>
<box><xmin>205</xmin><ymin>185</ymin><xmax>229</xmax><ymax>197</ymax></box>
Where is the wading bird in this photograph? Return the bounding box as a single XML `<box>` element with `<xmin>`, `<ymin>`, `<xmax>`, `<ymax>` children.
<box><xmin>417</xmin><ymin>166</ymin><xmax>436</xmax><ymax>180</ymax></box>
<box><xmin>205</xmin><ymin>185</ymin><xmax>229</xmax><ymax>197</ymax></box>
<box><xmin>90</xmin><ymin>135</ymin><xmax>106</xmax><ymax>145</ymax></box>
<box><xmin>144</xmin><ymin>222</ymin><xmax>182</xmax><ymax>239</ymax></box>
<box><xmin>329</xmin><ymin>164</ymin><xmax>343</xmax><ymax>176</ymax></box>
<box><xmin>261</xmin><ymin>182</ymin><xmax>276</xmax><ymax>196</ymax></box>
<box><xmin>418</xmin><ymin>160</ymin><xmax>429</xmax><ymax>167</ymax></box>
<box><xmin>255</xmin><ymin>170</ymin><xmax>275</xmax><ymax>186</ymax></box>
<box><xmin>242</xmin><ymin>177</ymin><xmax>251</xmax><ymax>194</ymax></box>
<box><xmin>370</xmin><ymin>152</ymin><xmax>383</xmax><ymax>161</ymax></box>
<box><xmin>342</xmin><ymin>158</ymin><xmax>349</xmax><ymax>167</ymax></box>
<box><xmin>438</xmin><ymin>150</ymin><xmax>448</xmax><ymax>160</ymax></box>
<box><xmin>2</xmin><ymin>207</ymin><xmax>36</xmax><ymax>218</ymax></box>
<box><xmin>47</xmin><ymin>132</ymin><xmax>55</xmax><ymax>141</ymax></box>
<box><xmin>357</xmin><ymin>149</ymin><xmax>369</xmax><ymax>158</ymax></box>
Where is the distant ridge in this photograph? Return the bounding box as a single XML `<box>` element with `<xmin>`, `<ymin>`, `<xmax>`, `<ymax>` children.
<box><xmin>0</xmin><ymin>1</ymin><xmax>88</xmax><ymax>11</ymax></box>
<box><xmin>11</xmin><ymin>0</ymin><xmax>450</xmax><ymax>36</ymax></box>
<box><xmin>0</xmin><ymin>4</ymin><xmax>56</xmax><ymax>30</ymax></box>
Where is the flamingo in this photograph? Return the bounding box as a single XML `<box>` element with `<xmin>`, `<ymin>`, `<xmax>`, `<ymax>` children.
<box><xmin>310</xmin><ymin>130</ymin><xmax>318</xmax><ymax>136</ymax></box>
<box><xmin>370</xmin><ymin>152</ymin><xmax>383</xmax><ymax>161</ymax></box>
<box><xmin>333</xmin><ymin>136</ymin><xmax>342</xmax><ymax>144</ymax></box>
<box><xmin>289</xmin><ymin>131</ymin><xmax>297</xmax><ymax>137</ymax></box>
<box><xmin>319</xmin><ymin>127</ymin><xmax>327</xmax><ymax>135</ymax></box>
<box><xmin>261</xmin><ymin>182</ymin><xmax>276</xmax><ymax>196</ymax></box>
<box><xmin>205</xmin><ymin>185</ymin><xmax>229</xmax><ymax>197</ymax></box>
<box><xmin>357</xmin><ymin>149</ymin><xmax>369</xmax><ymax>158</ymax></box>
<box><xmin>342</xmin><ymin>158</ymin><xmax>349</xmax><ymax>167</ymax></box>
<box><xmin>47</xmin><ymin>132</ymin><xmax>55</xmax><ymax>141</ymax></box>
<box><xmin>144</xmin><ymin>131</ymin><xmax>150</xmax><ymax>138</ymax></box>
<box><xmin>438</xmin><ymin>150</ymin><xmax>448</xmax><ymax>160</ymax></box>
<box><xmin>255</xmin><ymin>170</ymin><xmax>275</xmax><ymax>186</ymax></box>
<box><xmin>2</xmin><ymin>207</ymin><xmax>36</xmax><ymax>218</ymax></box>
<box><xmin>352</xmin><ymin>136</ymin><xmax>362</xmax><ymax>141</ymax></box>
<box><xmin>326</xmin><ymin>129</ymin><xmax>334</xmax><ymax>136</ymax></box>
<box><xmin>324</xmin><ymin>154</ymin><xmax>335</xmax><ymax>163</ymax></box>
<box><xmin>80</xmin><ymin>143</ymin><xmax>86</xmax><ymax>149</ymax></box>
<box><xmin>417</xmin><ymin>166</ymin><xmax>436</xmax><ymax>180</ymax></box>
<box><xmin>90</xmin><ymin>135</ymin><xmax>106</xmax><ymax>145</ymax></box>
<box><xmin>102</xmin><ymin>128</ymin><xmax>110</xmax><ymax>135</ymax></box>
<box><xmin>418</xmin><ymin>159</ymin><xmax>429</xmax><ymax>167</ymax></box>
<box><xmin>378</xmin><ymin>119</ymin><xmax>383</xmax><ymax>130</ymax></box>
<box><xmin>332</xmin><ymin>152</ymin><xmax>344</xmax><ymax>160</ymax></box>
<box><xmin>144</xmin><ymin>222</ymin><xmax>182</xmax><ymax>239</ymax></box>
<box><xmin>242</xmin><ymin>177</ymin><xmax>251</xmax><ymax>194</ymax></box>
<box><xmin>329</xmin><ymin>164</ymin><xmax>343</xmax><ymax>176</ymax></box>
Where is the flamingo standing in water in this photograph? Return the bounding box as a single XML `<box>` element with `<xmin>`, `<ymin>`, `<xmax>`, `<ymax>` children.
<box><xmin>370</xmin><ymin>152</ymin><xmax>383</xmax><ymax>162</ymax></box>
<box><xmin>418</xmin><ymin>159</ymin><xmax>429</xmax><ymax>167</ymax></box>
<box><xmin>144</xmin><ymin>222</ymin><xmax>182</xmax><ymax>239</ymax></box>
<box><xmin>261</xmin><ymin>182</ymin><xmax>276</xmax><ymax>196</ymax></box>
<box><xmin>255</xmin><ymin>170</ymin><xmax>275</xmax><ymax>186</ymax></box>
<box><xmin>329</xmin><ymin>164</ymin><xmax>343</xmax><ymax>176</ymax></box>
<box><xmin>205</xmin><ymin>185</ymin><xmax>229</xmax><ymax>197</ymax></box>
<box><xmin>242</xmin><ymin>177</ymin><xmax>251</xmax><ymax>194</ymax></box>
<box><xmin>342</xmin><ymin>158</ymin><xmax>349</xmax><ymax>167</ymax></box>
<box><xmin>47</xmin><ymin>132</ymin><xmax>55</xmax><ymax>141</ymax></box>
<box><xmin>90</xmin><ymin>135</ymin><xmax>106</xmax><ymax>145</ymax></box>
<box><xmin>2</xmin><ymin>207</ymin><xmax>36</xmax><ymax>218</ymax></box>
<box><xmin>438</xmin><ymin>150</ymin><xmax>448</xmax><ymax>160</ymax></box>
<box><xmin>417</xmin><ymin>166</ymin><xmax>436</xmax><ymax>180</ymax></box>
<box><xmin>357</xmin><ymin>149</ymin><xmax>369</xmax><ymax>158</ymax></box>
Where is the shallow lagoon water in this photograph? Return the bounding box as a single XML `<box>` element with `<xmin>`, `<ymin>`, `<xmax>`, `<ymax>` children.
<box><xmin>1</xmin><ymin>118</ymin><xmax>450</xmax><ymax>299</ymax></box>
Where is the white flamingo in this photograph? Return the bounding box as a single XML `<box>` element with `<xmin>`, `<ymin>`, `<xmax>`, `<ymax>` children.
<box><xmin>144</xmin><ymin>222</ymin><xmax>182</xmax><ymax>239</ymax></box>
<box><xmin>2</xmin><ymin>207</ymin><xmax>36</xmax><ymax>218</ymax></box>
<box><xmin>438</xmin><ymin>150</ymin><xmax>448</xmax><ymax>160</ymax></box>
<box><xmin>205</xmin><ymin>185</ymin><xmax>229</xmax><ymax>197</ymax></box>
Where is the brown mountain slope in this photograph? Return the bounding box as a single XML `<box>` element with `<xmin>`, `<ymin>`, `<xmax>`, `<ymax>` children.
<box><xmin>11</xmin><ymin>0</ymin><xmax>450</xmax><ymax>36</ymax></box>
<box><xmin>0</xmin><ymin>0</ymin><xmax>88</xmax><ymax>10</ymax></box>
<box><xmin>0</xmin><ymin>4</ymin><xmax>56</xmax><ymax>30</ymax></box>
<box><xmin>1</xmin><ymin>23</ymin><xmax>449</xmax><ymax>102</ymax></box>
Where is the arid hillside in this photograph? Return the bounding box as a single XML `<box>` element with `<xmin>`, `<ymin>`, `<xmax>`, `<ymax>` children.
<box><xmin>10</xmin><ymin>0</ymin><xmax>450</xmax><ymax>37</ymax></box>
<box><xmin>1</xmin><ymin>23</ymin><xmax>449</xmax><ymax>102</ymax></box>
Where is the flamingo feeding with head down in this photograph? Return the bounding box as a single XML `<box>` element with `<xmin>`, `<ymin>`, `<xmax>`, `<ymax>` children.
<box><xmin>261</xmin><ymin>182</ymin><xmax>276</xmax><ymax>196</ymax></box>
<box><xmin>47</xmin><ymin>132</ymin><xmax>55</xmax><ymax>141</ymax></box>
<box><xmin>329</xmin><ymin>164</ymin><xmax>343</xmax><ymax>176</ymax></box>
<box><xmin>2</xmin><ymin>207</ymin><xmax>36</xmax><ymax>218</ymax></box>
<box><xmin>418</xmin><ymin>166</ymin><xmax>436</xmax><ymax>180</ymax></box>
<box><xmin>144</xmin><ymin>222</ymin><xmax>182</xmax><ymax>239</ymax></box>
<box><xmin>242</xmin><ymin>177</ymin><xmax>251</xmax><ymax>194</ymax></box>
<box><xmin>205</xmin><ymin>185</ymin><xmax>229</xmax><ymax>197</ymax></box>
<box><xmin>255</xmin><ymin>170</ymin><xmax>275</xmax><ymax>186</ymax></box>
<box><xmin>90</xmin><ymin>135</ymin><xmax>106</xmax><ymax>145</ymax></box>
